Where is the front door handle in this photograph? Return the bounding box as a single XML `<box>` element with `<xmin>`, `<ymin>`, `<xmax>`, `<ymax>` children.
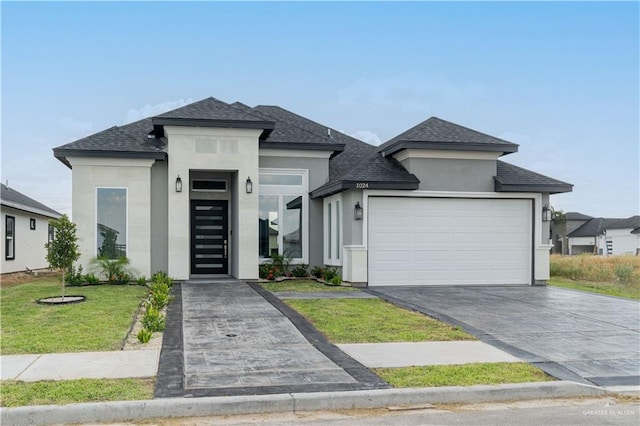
<box><xmin>223</xmin><ymin>240</ymin><xmax>228</xmax><ymax>258</ymax></box>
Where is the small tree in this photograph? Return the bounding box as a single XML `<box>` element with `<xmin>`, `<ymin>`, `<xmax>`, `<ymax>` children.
<box><xmin>45</xmin><ymin>215</ymin><xmax>80</xmax><ymax>300</ymax></box>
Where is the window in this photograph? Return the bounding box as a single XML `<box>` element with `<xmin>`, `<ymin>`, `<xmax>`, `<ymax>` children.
<box><xmin>259</xmin><ymin>170</ymin><xmax>308</xmax><ymax>262</ymax></box>
<box><xmin>30</xmin><ymin>218</ymin><xmax>36</xmax><ymax>230</ymax></box>
<box><xmin>192</xmin><ymin>179</ymin><xmax>227</xmax><ymax>192</ymax></box>
<box><xmin>96</xmin><ymin>188</ymin><xmax>127</xmax><ymax>259</ymax></box>
<box><xmin>48</xmin><ymin>223</ymin><xmax>55</xmax><ymax>243</ymax></box>
<box><xmin>5</xmin><ymin>215</ymin><xmax>15</xmax><ymax>260</ymax></box>
<box><xmin>324</xmin><ymin>194</ymin><xmax>343</xmax><ymax>265</ymax></box>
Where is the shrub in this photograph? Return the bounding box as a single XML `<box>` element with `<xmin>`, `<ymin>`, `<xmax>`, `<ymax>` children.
<box><xmin>65</xmin><ymin>265</ymin><xmax>84</xmax><ymax>286</ymax></box>
<box><xmin>137</xmin><ymin>328</ymin><xmax>153</xmax><ymax>343</ymax></box>
<box><xmin>148</xmin><ymin>281</ymin><xmax>172</xmax><ymax>309</ymax></box>
<box><xmin>136</xmin><ymin>276</ymin><xmax>147</xmax><ymax>286</ymax></box>
<box><xmin>310</xmin><ymin>266</ymin><xmax>324</xmax><ymax>278</ymax></box>
<box><xmin>329</xmin><ymin>274</ymin><xmax>342</xmax><ymax>286</ymax></box>
<box><xmin>322</xmin><ymin>267</ymin><xmax>338</xmax><ymax>281</ymax></box>
<box><xmin>142</xmin><ymin>305</ymin><xmax>165</xmax><ymax>332</ymax></box>
<box><xmin>83</xmin><ymin>273</ymin><xmax>100</xmax><ymax>285</ymax></box>
<box><xmin>90</xmin><ymin>257</ymin><xmax>132</xmax><ymax>283</ymax></box>
<box><xmin>290</xmin><ymin>264</ymin><xmax>309</xmax><ymax>278</ymax></box>
<box><xmin>151</xmin><ymin>271</ymin><xmax>173</xmax><ymax>287</ymax></box>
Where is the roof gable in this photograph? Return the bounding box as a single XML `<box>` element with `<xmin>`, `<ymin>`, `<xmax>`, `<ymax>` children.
<box><xmin>1</xmin><ymin>184</ymin><xmax>62</xmax><ymax>218</ymax></box>
<box><xmin>378</xmin><ymin>117</ymin><xmax>519</xmax><ymax>157</ymax></box>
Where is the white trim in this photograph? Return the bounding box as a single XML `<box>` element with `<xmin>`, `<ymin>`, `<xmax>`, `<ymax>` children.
<box><xmin>95</xmin><ymin>187</ymin><xmax>129</xmax><ymax>258</ymax></box>
<box><xmin>392</xmin><ymin>149</ymin><xmax>501</xmax><ymax>162</ymax></box>
<box><xmin>0</xmin><ymin>200</ymin><xmax>61</xmax><ymax>219</ymax></box>
<box><xmin>259</xmin><ymin>149</ymin><xmax>333</xmax><ymax>159</ymax></box>
<box><xmin>258</xmin><ymin>168</ymin><xmax>309</xmax><ymax>264</ymax></box>
<box><xmin>67</xmin><ymin>157</ymin><xmax>155</xmax><ymax>168</ymax></box>
<box><xmin>362</xmin><ymin>190</ymin><xmax>543</xmax><ymax>249</ymax></box>
<box><xmin>323</xmin><ymin>193</ymin><xmax>343</xmax><ymax>266</ymax></box>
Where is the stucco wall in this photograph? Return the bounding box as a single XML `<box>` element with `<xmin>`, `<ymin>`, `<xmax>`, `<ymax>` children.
<box><xmin>1</xmin><ymin>207</ymin><xmax>54</xmax><ymax>273</ymax></box>
<box><xmin>340</xmin><ymin>190</ymin><xmax>364</xmax><ymax>246</ymax></box>
<box><xmin>259</xmin><ymin>153</ymin><xmax>330</xmax><ymax>267</ymax></box>
<box><xmin>400</xmin><ymin>157</ymin><xmax>497</xmax><ymax>192</ymax></box>
<box><xmin>68</xmin><ymin>157</ymin><xmax>154</xmax><ymax>277</ymax></box>
<box><xmin>166</xmin><ymin>126</ymin><xmax>261</xmax><ymax>280</ymax></box>
<box><xmin>606</xmin><ymin>229</ymin><xmax>639</xmax><ymax>255</ymax></box>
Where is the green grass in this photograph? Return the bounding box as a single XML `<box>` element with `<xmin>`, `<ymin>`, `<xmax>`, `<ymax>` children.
<box><xmin>261</xmin><ymin>280</ymin><xmax>357</xmax><ymax>293</ymax></box>
<box><xmin>0</xmin><ymin>378</ymin><xmax>154</xmax><ymax>407</ymax></box>
<box><xmin>1</xmin><ymin>278</ymin><xmax>148</xmax><ymax>354</ymax></box>
<box><xmin>549</xmin><ymin>277</ymin><xmax>640</xmax><ymax>300</ymax></box>
<box><xmin>285</xmin><ymin>298</ymin><xmax>474</xmax><ymax>343</ymax></box>
<box><xmin>375</xmin><ymin>363</ymin><xmax>554</xmax><ymax>387</ymax></box>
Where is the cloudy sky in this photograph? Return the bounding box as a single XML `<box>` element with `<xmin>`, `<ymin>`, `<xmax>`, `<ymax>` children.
<box><xmin>2</xmin><ymin>1</ymin><xmax>638</xmax><ymax>218</ymax></box>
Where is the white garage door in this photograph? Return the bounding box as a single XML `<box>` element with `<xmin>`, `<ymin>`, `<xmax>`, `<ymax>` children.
<box><xmin>368</xmin><ymin>197</ymin><xmax>532</xmax><ymax>286</ymax></box>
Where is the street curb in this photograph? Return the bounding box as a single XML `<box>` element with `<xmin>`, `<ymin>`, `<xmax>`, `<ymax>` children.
<box><xmin>1</xmin><ymin>381</ymin><xmax>607</xmax><ymax>425</ymax></box>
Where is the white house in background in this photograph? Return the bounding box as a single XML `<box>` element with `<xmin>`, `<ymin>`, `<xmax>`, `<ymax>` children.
<box><xmin>52</xmin><ymin>97</ymin><xmax>573</xmax><ymax>286</ymax></box>
<box><xmin>1</xmin><ymin>183</ymin><xmax>62</xmax><ymax>274</ymax></box>
<box><xmin>567</xmin><ymin>215</ymin><xmax>640</xmax><ymax>256</ymax></box>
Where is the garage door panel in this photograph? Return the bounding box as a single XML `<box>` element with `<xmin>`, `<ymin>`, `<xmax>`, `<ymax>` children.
<box><xmin>368</xmin><ymin>197</ymin><xmax>532</xmax><ymax>286</ymax></box>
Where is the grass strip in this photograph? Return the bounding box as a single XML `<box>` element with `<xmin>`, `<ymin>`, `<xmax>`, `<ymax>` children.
<box><xmin>549</xmin><ymin>277</ymin><xmax>639</xmax><ymax>300</ymax></box>
<box><xmin>1</xmin><ymin>278</ymin><xmax>148</xmax><ymax>354</ymax></box>
<box><xmin>0</xmin><ymin>378</ymin><xmax>155</xmax><ymax>407</ymax></box>
<box><xmin>261</xmin><ymin>280</ymin><xmax>357</xmax><ymax>293</ymax></box>
<box><xmin>375</xmin><ymin>362</ymin><xmax>554</xmax><ymax>387</ymax></box>
<box><xmin>285</xmin><ymin>298</ymin><xmax>474</xmax><ymax>343</ymax></box>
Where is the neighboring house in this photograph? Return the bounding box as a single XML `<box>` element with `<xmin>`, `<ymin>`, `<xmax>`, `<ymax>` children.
<box><xmin>1</xmin><ymin>183</ymin><xmax>62</xmax><ymax>274</ymax></box>
<box><xmin>567</xmin><ymin>215</ymin><xmax>640</xmax><ymax>256</ymax></box>
<box><xmin>52</xmin><ymin>97</ymin><xmax>572</xmax><ymax>286</ymax></box>
<box><xmin>551</xmin><ymin>211</ymin><xmax>592</xmax><ymax>254</ymax></box>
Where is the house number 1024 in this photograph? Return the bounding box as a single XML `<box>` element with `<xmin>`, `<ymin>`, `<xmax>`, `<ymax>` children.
<box><xmin>355</xmin><ymin>182</ymin><xmax>369</xmax><ymax>189</ymax></box>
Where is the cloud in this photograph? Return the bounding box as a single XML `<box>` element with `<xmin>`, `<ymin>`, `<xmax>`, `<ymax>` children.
<box><xmin>124</xmin><ymin>98</ymin><xmax>194</xmax><ymax>123</ymax></box>
<box><xmin>349</xmin><ymin>130</ymin><xmax>382</xmax><ymax>145</ymax></box>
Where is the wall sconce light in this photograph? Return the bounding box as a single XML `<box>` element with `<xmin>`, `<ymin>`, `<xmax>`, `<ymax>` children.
<box><xmin>246</xmin><ymin>177</ymin><xmax>253</xmax><ymax>194</ymax></box>
<box><xmin>354</xmin><ymin>202</ymin><xmax>363</xmax><ymax>220</ymax></box>
<box><xmin>175</xmin><ymin>175</ymin><xmax>183</xmax><ymax>193</ymax></box>
<box><xmin>542</xmin><ymin>204</ymin><xmax>553</xmax><ymax>222</ymax></box>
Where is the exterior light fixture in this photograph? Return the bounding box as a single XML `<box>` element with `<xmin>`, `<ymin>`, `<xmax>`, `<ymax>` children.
<box><xmin>246</xmin><ymin>177</ymin><xmax>253</xmax><ymax>194</ymax></box>
<box><xmin>175</xmin><ymin>175</ymin><xmax>183</xmax><ymax>193</ymax></box>
<box><xmin>354</xmin><ymin>202</ymin><xmax>363</xmax><ymax>220</ymax></box>
<box><xmin>542</xmin><ymin>204</ymin><xmax>553</xmax><ymax>222</ymax></box>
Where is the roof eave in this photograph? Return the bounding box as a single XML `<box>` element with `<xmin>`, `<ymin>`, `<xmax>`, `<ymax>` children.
<box><xmin>379</xmin><ymin>140</ymin><xmax>519</xmax><ymax>157</ymax></box>
<box><xmin>1</xmin><ymin>200</ymin><xmax>62</xmax><ymax>219</ymax></box>
<box><xmin>311</xmin><ymin>180</ymin><xmax>419</xmax><ymax>199</ymax></box>
<box><xmin>495</xmin><ymin>180</ymin><xmax>574</xmax><ymax>194</ymax></box>
<box><xmin>53</xmin><ymin>149</ymin><xmax>167</xmax><ymax>169</ymax></box>
<box><xmin>259</xmin><ymin>141</ymin><xmax>345</xmax><ymax>157</ymax></box>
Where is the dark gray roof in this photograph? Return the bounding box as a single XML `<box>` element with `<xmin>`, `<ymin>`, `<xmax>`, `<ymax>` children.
<box><xmin>1</xmin><ymin>184</ymin><xmax>61</xmax><ymax>218</ymax></box>
<box><xmin>568</xmin><ymin>218</ymin><xmax>624</xmax><ymax>237</ymax></box>
<box><xmin>154</xmin><ymin>97</ymin><xmax>269</xmax><ymax>123</ymax></box>
<box><xmin>495</xmin><ymin>161</ymin><xmax>573</xmax><ymax>194</ymax></box>
<box><xmin>565</xmin><ymin>212</ymin><xmax>593</xmax><ymax>221</ymax></box>
<box><xmin>250</xmin><ymin>106</ymin><xmax>418</xmax><ymax>198</ymax></box>
<box><xmin>378</xmin><ymin>117</ymin><xmax>519</xmax><ymax>157</ymax></box>
<box><xmin>607</xmin><ymin>215</ymin><xmax>640</xmax><ymax>230</ymax></box>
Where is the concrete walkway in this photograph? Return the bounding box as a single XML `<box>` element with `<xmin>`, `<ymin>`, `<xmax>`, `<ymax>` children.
<box><xmin>1</xmin><ymin>349</ymin><xmax>159</xmax><ymax>381</ymax></box>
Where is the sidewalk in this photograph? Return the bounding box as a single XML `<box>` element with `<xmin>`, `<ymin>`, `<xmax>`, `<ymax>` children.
<box><xmin>0</xmin><ymin>341</ymin><xmax>520</xmax><ymax>382</ymax></box>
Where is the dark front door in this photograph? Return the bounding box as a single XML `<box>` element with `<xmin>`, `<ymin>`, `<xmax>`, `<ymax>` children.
<box><xmin>190</xmin><ymin>200</ymin><xmax>228</xmax><ymax>275</ymax></box>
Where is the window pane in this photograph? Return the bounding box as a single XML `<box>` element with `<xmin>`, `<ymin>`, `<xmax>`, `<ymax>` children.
<box><xmin>5</xmin><ymin>216</ymin><xmax>14</xmax><ymax>259</ymax></box>
<box><xmin>259</xmin><ymin>174</ymin><xmax>303</xmax><ymax>186</ymax></box>
<box><xmin>259</xmin><ymin>195</ymin><xmax>279</xmax><ymax>258</ymax></box>
<box><xmin>327</xmin><ymin>203</ymin><xmax>332</xmax><ymax>259</ymax></box>
<box><xmin>283</xmin><ymin>196</ymin><xmax>302</xmax><ymax>258</ymax></box>
<box><xmin>97</xmin><ymin>188</ymin><xmax>127</xmax><ymax>259</ymax></box>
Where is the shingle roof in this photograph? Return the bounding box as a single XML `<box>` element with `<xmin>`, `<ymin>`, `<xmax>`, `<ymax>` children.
<box><xmin>565</xmin><ymin>212</ymin><xmax>593</xmax><ymax>221</ymax></box>
<box><xmin>606</xmin><ymin>215</ymin><xmax>640</xmax><ymax>230</ymax></box>
<box><xmin>568</xmin><ymin>218</ymin><xmax>624</xmax><ymax>237</ymax></box>
<box><xmin>378</xmin><ymin>117</ymin><xmax>519</xmax><ymax>156</ymax></box>
<box><xmin>155</xmin><ymin>97</ymin><xmax>267</xmax><ymax>122</ymax></box>
<box><xmin>1</xmin><ymin>184</ymin><xmax>62</xmax><ymax>218</ymax></box>
<box><xmin>495</xmin><ymin>161</ymin><xmax>573</xmax><ymax>194</ymax></box>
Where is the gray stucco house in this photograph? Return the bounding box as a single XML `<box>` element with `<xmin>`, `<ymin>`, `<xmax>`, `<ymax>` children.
<box><xmin>53</xmin><ymin>97</ymin><xmax>572</xmax><ymax>286</ymax></box>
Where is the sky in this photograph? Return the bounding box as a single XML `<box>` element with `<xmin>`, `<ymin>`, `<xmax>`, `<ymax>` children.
<box><xmin>2</xmin><ymin>1</ymin><xmax>638</xmax><ymax>218</ymax></box>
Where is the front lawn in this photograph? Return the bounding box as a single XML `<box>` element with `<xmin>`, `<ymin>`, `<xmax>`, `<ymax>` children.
<box><xmin>261</xmin><ymin>280</ymin><xmax>357</xmax><ymax>293</ymax></box>
<box><xmin>0</xmin><ymin>378</ymin><xmax>154</xmax><ymax>407</ymax></box>
<box><xmin>285</xmin><ymin>298</ymin><xmax>474</xmax><ymax>343</ymax></box>
<box><xmin>375</xmin><ymin>363</ymin><xmax>554</xmax><ymax>387</ymax></box>
<box><xmin>1</xmin><ymin>277</ymin><xmax>148</xmax><ymax>354</ymax></box>
<box><xmin>548</xmin><ymin>277</ymin><xmax>640</xmax><ymax>300</ymax></box>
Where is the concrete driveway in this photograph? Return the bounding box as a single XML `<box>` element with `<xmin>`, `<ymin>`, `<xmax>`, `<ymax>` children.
<box><xmin>368</xmin><ymin>286</ymin><xmax>640</xmax><ymax>387</ymax></box>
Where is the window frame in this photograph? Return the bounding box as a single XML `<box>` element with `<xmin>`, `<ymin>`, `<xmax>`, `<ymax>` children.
<box><xmin>323</xmin><ymin>194</ymin><xmax>343</xmax><ymax>266</ymax></box>
<box><xmin>5</xmin><ymin>215</ymin><xmax>15</xmax><ymax>260</ymax></box>
<box><xmin>95</xmin><ymin>187</ymin><xmax>129</xmax><ymax>258</ymax></box>
<box><xmin>48</xmin><ymin>222</ymin><xmax>55</xmax><ymax>243</ymax></box>
<box><xmin>30</xmin><ymin>218</ymin><xmax>36</xmax><ymax>230</ymax></box>
<box><xmin>258</xmin><ymin>169</ymin><xmax>309</xmax><ymax>264</ymax></box>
